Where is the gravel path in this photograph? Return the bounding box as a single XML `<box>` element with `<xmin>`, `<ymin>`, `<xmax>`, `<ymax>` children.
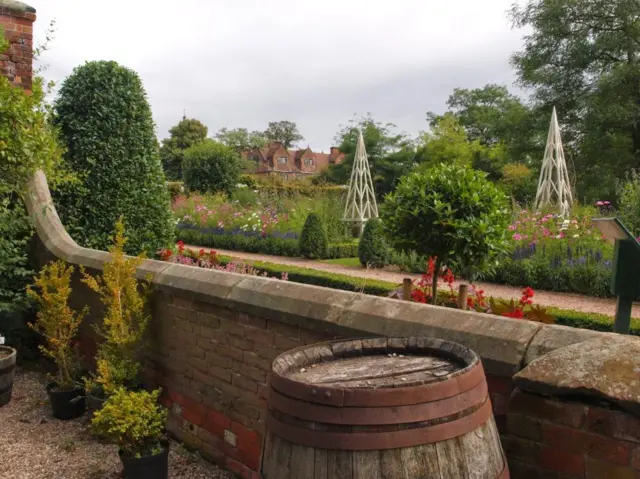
<box><xmin>193</xmin><ymin>246</ymin><xmax>640</xmax><ymax>319</ymax></box>
<box><xmin>0</xmin><ymin>371</ymin><xmax>234</xmax><ymax>479</ymax></box>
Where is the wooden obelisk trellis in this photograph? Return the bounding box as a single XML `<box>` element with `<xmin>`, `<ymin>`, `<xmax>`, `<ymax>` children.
<box><xmin>342</xmin><ymin>129</ymin><xmax>378</xmax><ymax>236</ymax></box>
<box><xmin>534</xmin><ymin>106</ymin><xmax>573</xmax><ymax>217</ymax></box>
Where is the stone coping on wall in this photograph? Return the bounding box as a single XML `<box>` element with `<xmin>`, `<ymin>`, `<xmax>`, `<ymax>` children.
<box><xmin>0</xmin><ymin>0</ymin><xmax>36</xmax><ymax>14</ymax></box>
<box><xmin>25</xmin><ymin>170</ymin><xmax>621</xmax><ymax>382</ymax></box>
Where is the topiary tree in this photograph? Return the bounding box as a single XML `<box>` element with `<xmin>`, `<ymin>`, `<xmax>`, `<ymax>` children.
<box><xmin>358</xmin><ymin>218</ymin><xmax>389</xmax><ymax>268</ymax></box>
<box><xmin>53</xmin><ymin>61</ymin><xmax>174</xmax><ymax>255</ymax></box>
<box><xmin>381</xmin><ymin>163</ymin><xmax>510</xmax><ymax>304</ymax></box>
<box><xmin>299</xmin><ymin>213</ymin><xmax>328</xmax><ymax>259</ymax></box>
<box><xmin>182</xmin><ymin>139</ymin><xmax>242</xmax><ymax>195</ymax></box>
<box><xmin>160</xmin><ymin>116</ymin><xmax>208</xmax><ymax>180</ymax></box>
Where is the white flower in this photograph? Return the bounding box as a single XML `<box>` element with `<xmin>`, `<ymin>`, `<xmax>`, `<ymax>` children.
<box><xmin>573</xmin><ymin>234</ymin><xmax>579</xmax><ymax>238</ymax></box>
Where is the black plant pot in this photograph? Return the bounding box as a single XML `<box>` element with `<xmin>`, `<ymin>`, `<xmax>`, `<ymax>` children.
<box><xmin>119</xmin><ymin>441</ymin><xmax>169</xmax><ymax>479</ymax></box>
<box><xmin>46</xmin><ymin>382</ymin><xmax>85</xmax><ymax>420</ymax></box>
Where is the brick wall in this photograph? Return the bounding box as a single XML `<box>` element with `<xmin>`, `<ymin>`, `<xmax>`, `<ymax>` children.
<box><xmin>506</xmin><ymin>389</ymin><xmax>640</xmax><ymax>478</ymax></box>
<box><xmin>0</xmin><ymin>1</ymin><xmax>35</xmax><ymax>91</ymax></box>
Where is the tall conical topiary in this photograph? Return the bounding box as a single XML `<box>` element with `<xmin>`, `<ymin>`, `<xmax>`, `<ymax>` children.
<box><xmin>358</xmin><ymin>218</ymin><xmax>389</xmax><ymax>268</ymax></box>
<box><xmin>53</xmin><ymin>61</ymin><xmax>174</xmax><ymax>255</ymax></box>
<box><xmin>299</xmin><ymin>213</ymin><xmax>328</xmax><ymax>259</ymax></box>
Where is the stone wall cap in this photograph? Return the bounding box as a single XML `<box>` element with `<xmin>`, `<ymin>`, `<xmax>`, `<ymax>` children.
<box><xmin>0</xmin><ymin>0</ymin><xmax>36</xmax><ymax>13</ymax></box>
<box><xmin>515</xmin><ymin>335</ymin><xmax>640</xmax><ymax>414</ymax></box>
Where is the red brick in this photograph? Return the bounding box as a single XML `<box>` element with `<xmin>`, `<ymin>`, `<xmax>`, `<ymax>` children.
<box><xmin>538</xmin><ymin>447</ymin><xmax>585</xmax><ymax>477</ymax></box>
<box><xmin>507</xmin><ymin>414</ymin><xmax>542</xmax><ymax>441</ymax></box>
<box><xmin>221</xmin><ymin>320</ymin><xmax>247</xmax><ymax>337</ymax></box>
<box><xmin>202</xmin><ymin>409</ymin><xmax>232</xmax><ymax>437</ymax></box>
<box><xmin>243</xmin><ymin>326</ymin><xmax>274</xmax><ymax>345</ymax></box>
<box><xmin>244</xmin><ymin>352</ymin><xmax>273</xmax><ymax>372</ymax></box>
<box><xmin>215</xmin><ymin>342</ymin><xmax>245</xmax><ymax>361</ymax></box>
<box><xmin>239</xmin><ymin>313</ymin><xmax>266</xmax><ymax>329</ymax></box>
<box><xmin>228</xmin><ymin>334</ymin><xmax>255</xmax><ymax>351</ymax></box>
<box><xmin>491</xmin><ymin>392</ymin><xmax>510</xmax><ymax>416</ymax></box>
<box><xmin>543</xmin><ymin>423</ymin><xmax>631</xmax><ymax>466</ymax></box>
<box><xmin>503</xmin><ymin>436</ymin><xmax>540</xmax><ymax>465</ymax></box>
<box><xmin>179</xmin><ymin>396</ymin><xmax>207</xmax><ymax>426</ymax></box>
<box><xmin>266</xmin><ymin>320</ymin><xmax>299</xmax><ymax>338</ymax></box>
<box><xmin>274</xmin><ymin>333</ymin><xmax>302</xmax><ymax>351</ymax></box>
<box><xmin>632</xmin><ymin>447</ymin><xmax>640</xmax><ymax>470</ymax></box>
<box><xmin>587</xmin><ymin>408</ymin><xmax>640</xmax><ymax>444</ymax></box>
<box><xmin>510</xmin><ymin>390</ymin><xmax>586</xmax><ymax>428</ymax></box>
<box><xmin>233</xmin><ymin>373</ymin><xmax>259</xmax><ymax>393</ymax></box>
<box><xmin>197</xmin><ymin>312</ymin><xmax>220</xmax><ymax>329</ymax></box>
<box><xmin>486</xmin><ymin>374</ymin><xmax>514</xmax><ymax>396</ymax></box>
<box><xmin>225</xmin><ymin>456</ymin><xmax>253</xmax><ymax>479</ymax></box>
<box><xmin>585</xmin><ymin>458</ymin><xmax>637</xmax><ymax>479</ymax></box>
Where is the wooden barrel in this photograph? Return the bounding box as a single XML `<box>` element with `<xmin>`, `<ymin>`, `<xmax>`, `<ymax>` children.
<box><xmin>0</xmin><ymin>346</ymin><xmax>17</xmax><ymax>407</ymax></box>
<box><xmin>262</xmin><ymin>337</ymin><xmax>508</xmax><ymax>479</ymax></box>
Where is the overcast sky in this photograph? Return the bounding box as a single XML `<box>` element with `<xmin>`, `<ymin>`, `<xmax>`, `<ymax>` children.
<box><xmin>29</xmin><ymin>0</ymin><xmax>527</xmax><ymax>151</ymax></box>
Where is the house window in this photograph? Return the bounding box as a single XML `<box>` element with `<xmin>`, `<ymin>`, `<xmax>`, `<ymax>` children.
<box><xmin>304</xmin><ymin>158</ymin><xmax>314</xmax><ymax>166</ymax></box>
<box><xmin>277</xmin><ymin>157</ymin><xmax>287</xmax><ymax>164</ymax></box>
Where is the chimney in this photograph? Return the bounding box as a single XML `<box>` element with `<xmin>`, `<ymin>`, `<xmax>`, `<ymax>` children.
<box><xmin>270</xmin><ymin>141</ymin><xmax>282</xmax><ymax>149</ymax></box>
<box><xmin>0</xmin><ymin>0</ymin><xmax>36</xmax><ymax>92</ymax></box>
<box><xmin>330</xmin><ymin>147</ymin><xmax>340</xmax><ymax>156</ymax></box>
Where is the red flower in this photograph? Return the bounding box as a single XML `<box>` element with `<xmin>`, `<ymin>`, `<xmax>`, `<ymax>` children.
<box><xmin>502</xmin><ymin>310</ymin><xmax>524</xmax><ymax>319</ymax></box>
<box><xmin>176</xmin><ymin>240</ymin><xmax>184</xmax><ymax>247</ymax></box>
<box><xmin>199</xmin><ymin>249</ymin><xmax>205</xmax><ymax>257</ymax></box>
<box><xmin>442</xmin><ymin>268</ymin><xmax>455</xmax><ymax>286</ymax></box>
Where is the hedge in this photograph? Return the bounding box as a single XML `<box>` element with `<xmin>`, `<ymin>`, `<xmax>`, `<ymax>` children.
<box><xmin>178</xmin><ymin>227</ymin><xmax>358</xmax><ymax>259</ymax></box>
<box><xmin>217</xmin><ymin>255</ymin><xmax>637</xmax><ymax>335</ymax></box>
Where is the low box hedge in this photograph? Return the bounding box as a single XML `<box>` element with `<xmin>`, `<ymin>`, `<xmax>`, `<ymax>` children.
<box><xmin>177</xmin><ymin>226</ymin><xmax>358</xmax><ymax>260</ymax></box>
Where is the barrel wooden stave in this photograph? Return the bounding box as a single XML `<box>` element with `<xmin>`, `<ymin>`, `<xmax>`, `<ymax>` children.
<box><xmin>0</xmin><ymin>346</ymin><xmax>17</xmax><ymax>407</ymax></box>
<box><xmin>262</xmin><ymin>338</ymin><xmax>508</xmax><ymax>479</ymax></box>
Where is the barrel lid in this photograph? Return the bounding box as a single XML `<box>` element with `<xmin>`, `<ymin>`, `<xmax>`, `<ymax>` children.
<box><xmin>270</xmin><ymin>337</ymin><xmax>482</xmax><ymax>407</ymax></box>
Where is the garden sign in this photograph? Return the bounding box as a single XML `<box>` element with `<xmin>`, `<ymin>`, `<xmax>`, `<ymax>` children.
<box><xmin>593</xmin><ymin>217</ymin><xmax>640</xmax><ymax>334</ymax></box>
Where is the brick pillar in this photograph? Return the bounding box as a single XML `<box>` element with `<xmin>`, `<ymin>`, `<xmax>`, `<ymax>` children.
<box><xmin>0</xmin><ymin>0</ymin><xmax>35</xmax><ymax>91</ymax></box>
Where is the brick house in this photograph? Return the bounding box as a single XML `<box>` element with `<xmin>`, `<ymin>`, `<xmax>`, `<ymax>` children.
<box><xmin>244</xmin><ymin>142</ymin><xmax>345</xmax><ymax>180</ymax></box>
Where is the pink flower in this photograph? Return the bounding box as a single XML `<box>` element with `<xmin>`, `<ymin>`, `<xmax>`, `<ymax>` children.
<box><xmin>513</xmin><ymin>233</ymin><xmax>523</xmax><ymax>241</ymax></box>
<box><xmin>595</xmin><ymin>201</ymin><xmax>604</xmax><ymax>206</ymax></box>
<box><xmin>508</xmin><ymin>224</ymin><xmax>517</xmax><ymax>231</ymax></box>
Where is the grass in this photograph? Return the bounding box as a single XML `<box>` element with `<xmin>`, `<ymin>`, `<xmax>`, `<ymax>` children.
<box><xmin>320</xmin><ymin>257</ymin><xmax>361</xmax><ymax>267</ymax></box>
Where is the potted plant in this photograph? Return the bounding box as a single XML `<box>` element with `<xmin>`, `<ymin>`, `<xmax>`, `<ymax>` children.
<box><xmin>91</xmin><ymin>387</ymin><xmax>169</xmax><ymax>479</ymax></box>
<box><xmin>0</xmin><ymin>337</ymin><xmax>16</xmax><ymax>407</ymax></box>
<box><xmin>27</xmin><ymin>260</ymin><xmax>88</xmax><ymax>419</ymax></box>
<box><xmin>81</xmin><ymin>218</ymin><xmax>150</xmax><ymax>413</ymax></box>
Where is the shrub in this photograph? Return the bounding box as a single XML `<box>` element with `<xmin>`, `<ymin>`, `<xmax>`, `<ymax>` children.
<box><xmin>382</xmin><ymin>164</ymin><xmax>510</xmax><ymax>303</ymax></box>
<box><xmin>617</xmin><ymin>171</ymin><xmax>640</xmax><ymax>236</ymax></box>
<box><xmin>53</xmin><ymin>60</ymin><xmax>174</xmax><ymax>255</ymax></box>
<box><xmin>91</xmin><ymin>388</ymin><xmax>167</xmax><ymax>458</ymax></box>
<box><xmin>0</xmin><ymin>52</ymin><xmax>64</xmax><ymax>347</ymax></box>
<box><xmin>299</xmin><ymin>213</ymin><xmax>329</xmax><ymax>259</ymax></box>
<box><xmin>82</xmin><ymin>219</ymin><xmax>150</xmax><ymax>397</ymax></box>
<box><xmin>160</xmin><ymin>117</ymin><xmax>208</xmax><ymax>181</ymax></box>
<box><xmin>358</xmin><ymin>219</ymin><xmax>389</xmax><ymax>267</ymax></box>
<box><xmin>182</xmin><ymin>139</ymin><xmax>242</xmax><ymax>195</ymax></box>
<box><xmin>27</xmin><ymin>261</ymin><xmax>87</xmax><ymax>389</ymax></box>
<box><xmin>166</xmin><ymin>182</ymin><xmax>183</xmax><ymax>202</ymax></box>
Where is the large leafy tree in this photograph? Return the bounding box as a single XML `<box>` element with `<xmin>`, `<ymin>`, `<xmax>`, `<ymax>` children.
<box><xmin>428</xmin><ymin>85</ymin><xmax>544</xmax><ymax>165</ymax></box>
<box><xmin>159</xmin><ymin>116</ymin><xmax>208</xmax><ymax>180</ymax></box>
<box><xmin>53</xmin><ymin>61</ymin><xmax>174</xmax><ymax>255</ymax></box>
<box><xmin>215</xmin><ymin>127</ymin><xmax>268</xmax><ymax>152</ymax></box>
<box><xmin>182</xmin><ymin>139</ymin><xmax>242</xmax><ymax>195</ymax></box>
<box><xmin>263</xmin><ymin>121</ymin><xmax>304</xmax><ymax>148</ymax></box>
<box><xmin>510</xmin><ymin>0</ymin><xmax>640</xmax><ymax>201</ymax></box>
<box><xmin>320</xmin><ymin>115</ymin><xmax>416</xmax><ymax>199</ymax></box>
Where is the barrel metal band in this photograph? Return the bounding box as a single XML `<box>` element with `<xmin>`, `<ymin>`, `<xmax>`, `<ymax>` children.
<box><xmin>268</xmin><ymin>379</ymin><xmax>488</xmax><ymax>425</ymax></box>
<box><xmin>269</xmin><ymin>359</ymin><xmax>484</xmax><ymax>408</ymax></box>
<box><xmin>266</xmin><ymin>398</ymin><xmax>493</xmax><ymax>451</ymax></box>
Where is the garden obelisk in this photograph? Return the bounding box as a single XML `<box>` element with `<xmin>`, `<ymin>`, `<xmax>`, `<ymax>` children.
<box><xmin>534</xmin><ymin>106</ymin><xmax>573</xmax><ymax>216</ymax></box>
<box><xmin>342</xmin><ymin>129</ymin><xmax>378</xmax><ymax>236</ymax></box>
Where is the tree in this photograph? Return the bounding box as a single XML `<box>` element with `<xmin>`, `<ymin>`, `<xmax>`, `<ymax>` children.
<box><xmin>159</xmin><ymin>116</ymin><xmax>208</xmax><ymax>180</ymax></box>
<box><xmin>54</xmin><ymin>61</ymin><xmax>174</xmax><ymax>255</ymax></box>
<box><xmin>321</xmin><ymin>115</ymin><xmax>416</xmax><ymax>199</ymax></box>
<box><xmin>299</xmin><ymin>213</ymin><xmax>328</xmax><ymax>259</ymax></box>
<box><xmin>381</xmin><ymin>164</ymin><xmax>510</xmax><ymax>303</ymax></box>
<box><xmin>264</xmin><ymin>121</ymin><xmax>304</xmax><ymax>148</ymax></box>
<box><xmin>509</xmin><ymin>0</ymin><xmax>640</xmax><ymax>201</ymax></box>
<box><xmin>182</xmin><ymin>139</ymin><xmax>242</xmax><ymax>195</ymax></box>
<box><xmin>358</xmin><ymin>218</ymin><xmax>389</xmax><ymax>268</ymax></box>
<box><xmin>415</xmin><ymin>114</ymin><xmax>483</xmax><ymax>168</ymax></box>
<box><xmin>216</xmin><ymin>127</ymin><xmax>268</xmax><ymax>152</ymax></box>
<box><xmin>428</xmin><ymin>85</ymin><xmax>543</xmax><ymax>164</ymax></box>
